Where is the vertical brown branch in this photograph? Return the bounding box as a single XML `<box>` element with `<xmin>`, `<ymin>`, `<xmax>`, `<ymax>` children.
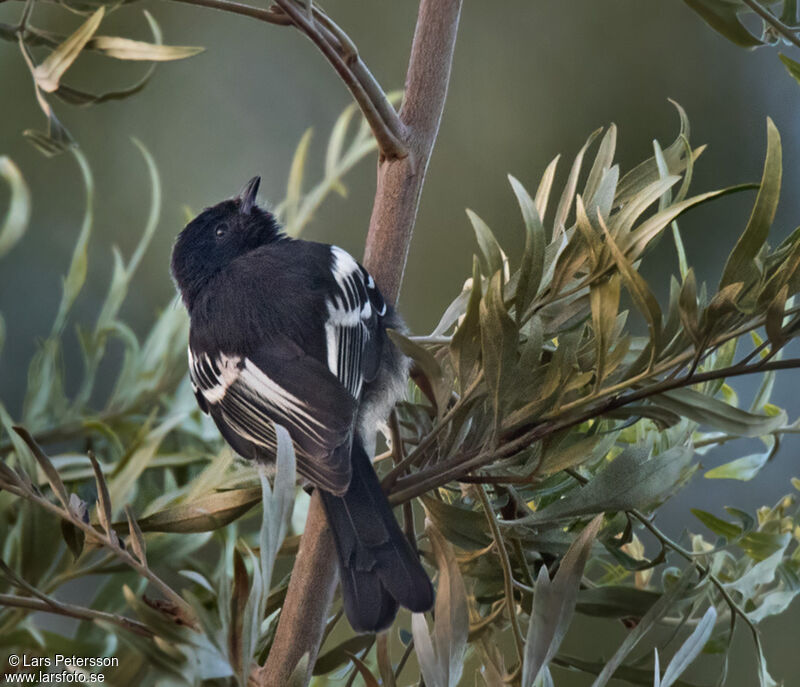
<box><xmin>364</xmin><ymin>0</ymin><xmax>463</xmax><ymax>302</ymax></box>
<box><xmin>257</xmin><ymin>2</ymin><xmax>461</xmax><ymax>684</ymax></box>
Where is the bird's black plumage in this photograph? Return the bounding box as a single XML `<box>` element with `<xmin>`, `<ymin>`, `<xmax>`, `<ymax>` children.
<box><xmin>171</xmin><ymin>176</ymin><xmax>433</xmax><ymax>632</ymax></box>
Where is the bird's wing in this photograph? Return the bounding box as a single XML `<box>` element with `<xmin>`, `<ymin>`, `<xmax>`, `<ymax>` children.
<box><xmin>324</xmin><ymin>246</ymin><xmax>386</xmax><ymax>397</ymax></box>
<box><xmin>189</xmin><ymin>338</ymin><xmax>357</xmax><ymax>494</ymax></box>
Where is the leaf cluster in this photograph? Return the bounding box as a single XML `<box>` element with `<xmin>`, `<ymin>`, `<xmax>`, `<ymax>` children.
<box><xmin>2</xmin><ymin>1</ymin><xmax>203</xmax><ymax>156</ymax></box>
<box><xmin>683</xmin><ymin>0</ymin><xmax>800</xmax><ymax>86</ymax></box>
<box><xmin>1</xmin><ymin>106</ymin><xmax>800</xmax><ymax>686</ymax></box>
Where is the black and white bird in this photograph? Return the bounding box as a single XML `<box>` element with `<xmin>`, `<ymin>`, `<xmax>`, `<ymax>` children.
<box><xmin>170</xmin><ymin>176</ymin><xmax>434</xmax><ymax>632</ymax></box>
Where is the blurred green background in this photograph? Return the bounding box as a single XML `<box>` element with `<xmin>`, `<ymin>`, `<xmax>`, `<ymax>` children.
<box><xmin>1</xmin><ymin>0</ymin><xmax>799</xmax><ymax>684</ymax></box>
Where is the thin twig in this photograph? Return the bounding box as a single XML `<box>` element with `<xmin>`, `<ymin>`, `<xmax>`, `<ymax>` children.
<box><xmin>0</xmin><ymin>593</ymin><xmax>154</xmax><ymax>637</ymax></box>
<box><xmin>476</xmin><ymin>486</ymin><xmax>525</xmax><ymax>667</ymax></box>
<box><xmin>389</xmin><ymin>356</ymin><xmax>800</xmax><ymax>503</ymax></box>
<box><xmin>164</xmin><ymin>0</ymin><xmax>406</xmax><ymax>159</ymax></box>
<box><xmin>0</xmin><ymin>479</ymin><xmax>196</xmax><ymax>625</ymax></box>
<box><xmin>742</xmin><ymin>0</ymin><xmax>800</xmax><ymax>49</ymax></box>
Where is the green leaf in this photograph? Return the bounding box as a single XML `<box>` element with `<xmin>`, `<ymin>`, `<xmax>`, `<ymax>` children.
<box><xmin>534</xmin><ymin>155</ymin><xmax>560</xmax><ymax>220</ymax></box>
<box><xmin>720</xmin><ymin>119</ymin><xmax>782</xmax><ymax>290</ymax></box>
<box><xmin>467</xmin><ymin>209</ymin><xmax>504</xmax><ymax>277</ymax></box>
<box><xmin>52</xmin><ymin>148</ymin><xmax>94</xmax><ymax>334</ymax></box>
<box><xmin>660</xmin><ymin>607</ymin><xmax>717</xmax><ymax>687</ymax></box>
<box><xmin>589</xmin><ymin>568</ymin><xmax>696</xmax><ymax>687</ymax></box>
<box><xmin>704</xmin><ymin>436</ymin><xmax>778</xmax><ymax>481</ymax></box>
<box><xmin>683</xmin><ymin>0</ymin><xmax>763</xmax><ymax>48</ymax></box>
<box><xmin>0</xmin><ymin>157</ymin><xmax>32</xmax><ymax>258</ymax></box>
<box><xmin>412</xmin><ymin>522</ymin><xmax>469</xmax><ymax>687</ymax></box>
<box><xmin>779</xmin><ymin>53</ymin><xmax>800</xmax><ymax>85</ymax></box>
<box><xmin>388</xmin><ymin>329</ymin><xmax>451</xmax><ymax>415</ymax></box>
<box><xmin>313</xmin><ymin>636</ymin><xmax>374</xmax><ymax>675</ymax></box>
<box><xmin>510</xmin><ymin>175</ymin><xmax>546</xmax><ymax>318</ymax></box>
<box><xmin>480</xmin><ymin>272</ymin><xmax>518</xmax><ymax>434</ymax></box>
<box><xmin>590</xmin><ymin>276</ymin><xmax>621</xmax><ymax>389</ymax></box>
<box><xmin>283</xmin><ymin>128</ymin><xmax>313</xmax><ymax>231</ymax></box>
<box><xmin>88</xmin><ymin>451</ymin><xmax>113</xmax><ymax>537</ymax></box>
<box><xmin>554</xmin><ymin>129</ymin><xmax>601</xmax><ymax>234</ymax></box>
<box><xmin>599</xmin><ymin>217</ymin><xmax>662</xmax><ymax>361</ymax></box>
<box><xmin>522</xmin><ymin>515</ymin><xmax>603</xmax><ymax>687</ymax></box>
<box><xmin>655</xmin><ymin>388</ymin><xmax>786</xmax><ymax>438</ymax></box>
<box><xmin>55</xmin><ymin>12</ymin><xmax>168</xmax><ymax>108</ymax></box>
<box><xmin>505</xmin><ymin>446</ymin><xmax>694</xmax><ymax>526</ymax></box>
<box><xmin>691</xmin><ymin>509</ymin><xmax>743</xmax><ymax>540</ymax></box>
<box><xmin>89</xmin><ymin>35</ymin><xmax>203</xmax><ymax>61</ymax></box>
<box><xmin>125</xmin><ymin>505</ymin><xmax>147</xmax><ymax>567</ymax></box>
<box><xmin>11</xmin><ymin>426</ymin><xmax>69</xmax><ymax>510</ymax></box>
<box><xmin>345</xmin><ymin>652</ymin><xmax>381</xmax><ymax>687</ymax></box>
<box><xmin>33</xmin><ymin>8</ymin><xmax>106</xmax><ymax>93</ymax></box>
<box><xmin>422</xmin><ymin>496</ymin><xmax>490</xmax><ymax>550</ymax></box>
<box><xmin>133</xmin><ymin>488</ymin><xmax>262</xmax><ymax>533</ymax></box>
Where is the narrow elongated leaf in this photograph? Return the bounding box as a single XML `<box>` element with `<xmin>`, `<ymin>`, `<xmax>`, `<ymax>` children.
<box><xmin>590</xmin><ymin>569</ymin><xmax>695</xmax><ymax>687</ymax></box>
<box><xmin>510</xmin><ymin>175</ymin><xmax>546</xmax><ymax>317</ymax></box>
<box><xmin>480</xmin><ymin>272</ymin><xmax>518</xmax><ymax>434</ymax></box>
<box><xmin>467</xmin><ymin>209</ymin><xmax>504</xmax><ymax>277</ymax></box>
<box><xmin>584</xmin><ymin>125</ymin><xmax>617</xmax><ymax>205</ymax></box>
<box><xmin>704</xmin><ymin>435</ymin><xmax>778</xmax><ymax>481</ymax></box>
<box><xmin>125</xmin><ymin>505</ymin><xmax>147</xmax><ymax>566</ymax></box>
<box><xmin>535</xmin><ymin>155</ymin><xmax>560</xmax><ymax>220</ymax></box>
<box><xmin>0</xmin><ymin>157</ymin><xmax>31</xmax><ymax>258</ymax></box>
<box><xmin>431</xmin><ymin>522</ymin><xmax>469</xmax><ymax>687</ymax></box>
<box><xmin>283</xmin><ymin>128</ymin><xmax>313</xmax><ymax>230</ymax></box>
<box><xmin>52</xmin><ymin>148</ymin><xmax>93</xmax><ymax>334</ymax></box>
<box><xmin>313</xmin><ymin>636</ymin><xmax>375</xmax><ymax>676</ymax></box>
<box><xmin>522</xmin><ymin>515</ymin><xmax>603</xmax><ymax>687</ymax></box>
<box><xmin>12</xmin><ymin>426</ymin><xmax>69</xmax><ymax>510</ymax></box>
<box><xmin>388</xmin><ymin>329</ymin><xmax>450</xmax><ymax>415</ymax></box>
<box><xmin>504</xmin><ymin>446</ymin><xmax>693</xmax><ymax>526</ymax></box>
<box><xmin>132</xmin><ymin>488</ymin><xmax>262</xmax><ymax>533</ymax></box>
<box><xmin>660</xmin><ymin>607</ymin><xmax>716</xmax><ymax>687</ymax></box>
<box><xmin>683</xmin><ymin>0</ymin><xmax>763</xmax><ymax>48</ymax></box>
<box><xmin>590</xmin><ymin>275</ymin><xmax>621</xmax><ymax>389</ymax></box>
<box><xmin>33</xmin><ymin>8</ymin><xmax>105</xmax><ymax>92</ymax></box>
<box><xmin>89</xmin><ymin>36</ymin><xmax>203</xmax><ymax>61</ymax></box>
<box><xmin>88</xmin><ymin>451</ymin><xmax>113</xmax><ymax>539</ymax></box>
<box><xmin>655</xmin><ymin>388</ymin><xmax>786</xmax><ymax>437</ymax></box>
<box><xmin>779</xmin><ymin>53</ymin><xmax>800</xmax><ymax>85</ymax></box>
<box><xmin>554</xmin><ymin>129</ymin><xmax>601</xmax><ymax>235</ymax></box>
<box><xmin>720</xmin><ymin>119</ymin><xmax>782</xmax><ymax>290</ymax></box>
<box><xmin>412</xmin><ymin>522</ymin><xmax>469</xmax><ymax>687</ymax></box>
<box><xmin>599</xmin><ymin>217</ymin><xmax>662</xmax><ymax>358</ymax></box>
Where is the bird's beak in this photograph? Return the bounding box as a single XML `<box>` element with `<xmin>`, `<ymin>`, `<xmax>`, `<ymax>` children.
<box><xmin>236</xmin><ymin>176</ymin><xmax>261</xmax><ymax>214</ymax></box>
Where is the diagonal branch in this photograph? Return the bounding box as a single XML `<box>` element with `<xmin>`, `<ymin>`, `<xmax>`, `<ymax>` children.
<box><xmin>0</xmin><ymin>593</ymin><xmax>154</xmax><ymax>638</ymax></box>
<box><xmin>165</xmin><ymin>0</ymin><xmax>407</xmax><ymax>159</ymax></box>
<box><xmin>742</xmin><ymin>0</ymin><xmax>800</xmax><ymax>49</ymax></box>
<box><xmin>387</xmin><ymin>356</ymin><xmax>800</xmax><ymax>504</ymax></box>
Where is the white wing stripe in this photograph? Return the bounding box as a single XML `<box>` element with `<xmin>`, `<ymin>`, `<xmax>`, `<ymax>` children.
<box><xmin>189</xmin><ymin>350</ymin><xmax>331</xmax><ymax>446</ymax></box>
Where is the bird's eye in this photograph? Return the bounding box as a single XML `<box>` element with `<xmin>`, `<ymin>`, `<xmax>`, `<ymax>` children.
<box><xmin>215</xmin><ymin>224</ymin><xmax>228</xmax><ymax>238</ymax></box>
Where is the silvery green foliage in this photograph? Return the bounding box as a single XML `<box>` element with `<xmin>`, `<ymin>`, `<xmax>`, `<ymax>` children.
<box><xmin>684</xmin><ymin>0</ymin><xmax>800</xmax><ymax>87</ymax></box>
<box><xmin>1</xmin><ymin>108</ymin><xmax>800</xmax><ymax>686</ymax></box>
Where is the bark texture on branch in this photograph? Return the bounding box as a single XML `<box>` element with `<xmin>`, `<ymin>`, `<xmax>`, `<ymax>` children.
<box><xmin>257</xmin><ymin>2</ymin><xmax>462</xmax><ymax>684</ymax></box>
<box><xmin>257</xmin><ymin>493</ymin><xmax>336</xmax><ymax>685</ymax></box>
<box><xmin>364</xmin><ymin>0</ymin><xmax>463</xmax><ymax>303</ymax></box>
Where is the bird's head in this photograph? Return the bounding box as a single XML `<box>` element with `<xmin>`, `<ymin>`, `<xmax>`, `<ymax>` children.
<box><xmin>171</xmin><ymin>176</ymin><xmax>281</xmax><ymax>307</ymax></box>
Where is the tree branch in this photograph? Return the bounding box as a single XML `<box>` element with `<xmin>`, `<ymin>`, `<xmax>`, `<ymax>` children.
<box><xmin>363</xmin><ymin>0</ymin><xmax>463</xmax><ymax>303</ymax></box>
<box><xmin>0</xmin><ymin>593</ymin><xmax>154</xmax><ymax>638</ymax></box>
<box><xmin>742</xmin><ymin>0</ymin><xmax>800</xmax><ymax>50</ymax></box>
<box><xmin>256</xmin><ymin>2</ymin><xmax>462</xmax><ymax>684</ymax></box>
<box><xmin>165</xmin><ymin>0</ymin><xmax>407</xmax><ymax>159</ymax></box>
<box><xmin>387</xmin><ymin>356</ymin><xmax>800</xmax><ymax>504</ymax></box>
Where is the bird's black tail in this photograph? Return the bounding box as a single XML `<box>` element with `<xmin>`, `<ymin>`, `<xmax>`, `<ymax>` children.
<box><xmin>320</xmin><ymin>438</ymin><xmax>434</xmax><ymax>633</ymax></box>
